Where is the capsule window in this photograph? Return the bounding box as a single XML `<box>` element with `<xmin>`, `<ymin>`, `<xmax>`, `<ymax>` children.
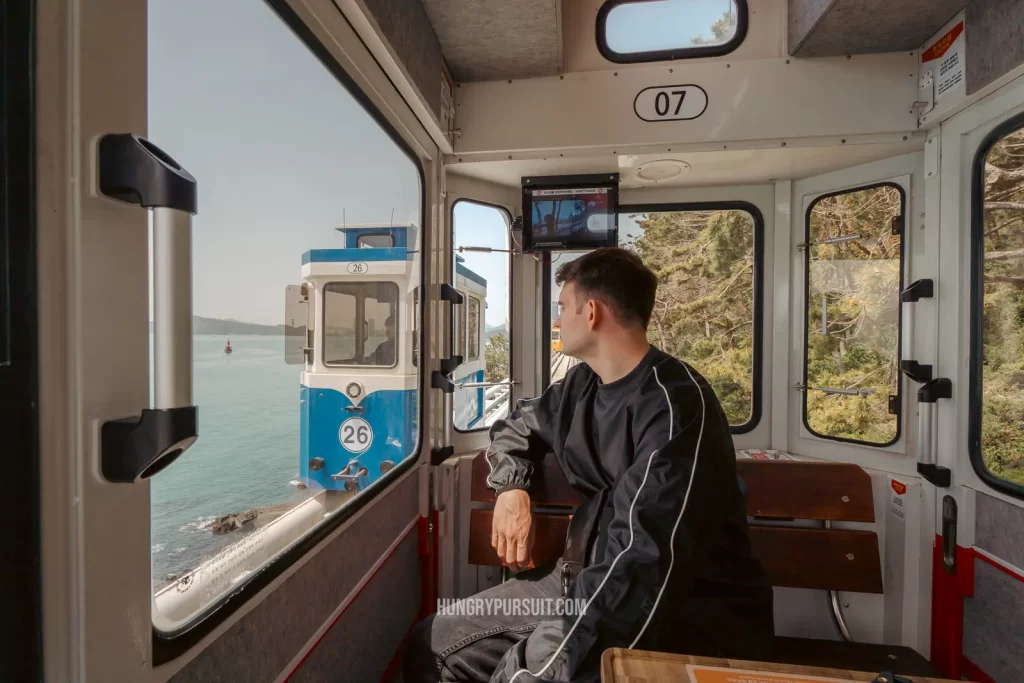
<box><xmin>597</xmin><ymin>0</ymin><xmax>748</xmax><ymax>64</ymax></box>
<box><xmin>970</xmin><ymin>116</ymin><xmax>1024</xmax><ymax>495</ymax></box>
<box><xmin>452</xmin><ymin>200</ymin><xmax>511</xmax><ymax>432</ymax></box>
<box><xmin>802</xmin><ymin>184</ymin><xmax>904</xmax><ymax>446</ymax></box>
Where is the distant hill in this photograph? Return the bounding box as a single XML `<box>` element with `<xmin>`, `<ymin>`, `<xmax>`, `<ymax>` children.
<box><xmin>149</xmin><ymin>316</ymin><xmax>287</xmax><ymax>336</ymax></box>
<box><xmin>486</xmin><ymin>324</ymin><xmax>508</xmax><ymax>340</ymax></box>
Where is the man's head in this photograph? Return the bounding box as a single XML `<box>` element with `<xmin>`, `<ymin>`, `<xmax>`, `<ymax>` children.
<box><xmin>554</xmin><ymin>247</ymin><xmax>657</xmax><ymax>359</ymax></box>
<box><xmin>384</xmin><ymin>315</ymin><xmax>395</xmax><ymax>341</ymax></box>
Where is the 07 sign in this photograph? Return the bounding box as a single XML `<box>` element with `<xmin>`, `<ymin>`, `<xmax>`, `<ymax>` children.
<box><xmin>633</xmin><ymin>85</ymin><xmax>708</xmax><ymax>122</ymax></box>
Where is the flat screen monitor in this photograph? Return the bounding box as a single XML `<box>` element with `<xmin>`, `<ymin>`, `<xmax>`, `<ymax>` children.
<box><xmin>521</xmin><ymin>175</ymin><xmax>618</xmax><ymax>251</ymax></box>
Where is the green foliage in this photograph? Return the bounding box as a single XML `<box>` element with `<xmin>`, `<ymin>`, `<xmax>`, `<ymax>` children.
<box><xmin>485</xmin><ymin>333</ymin><xmax>509</xmax><ymax>384</ymax></box>
<box><xmin>803</xmin><ymin>185</ymin><xmax>902</xmax><ymax>444</ymax></box>
<box><xmin>978</xmin><ymin>128</ymin><xmax>1024</xmax><ymax>486</ymax></box>
<box><xmin>628</xmin><ymin>209</ymin><xmax>755</xmax><ymax>425</ymax></box>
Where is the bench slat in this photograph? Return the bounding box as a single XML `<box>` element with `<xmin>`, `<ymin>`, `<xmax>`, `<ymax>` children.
<box><xmin>468</xmin><ymin>511</ymin><xmax>882</xmax><ymax>594</ymax></box>
<box><xmin>737</xmin><ymin>460</ymin><xmax>875</xmax><ymax>523</ymax></box>
<box><xmin>471</xmin><ymin>454</ymin><xmax>875</xmax><ymax>523</ymax></box>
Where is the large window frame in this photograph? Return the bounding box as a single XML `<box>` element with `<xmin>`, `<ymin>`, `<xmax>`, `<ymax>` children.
<box><xmin>542</xmin><ymin>201</ymin><xmax>764</xmax><ymax>435</ymax></box>
<box><xmin>969</xmin><ymin>111</ymin><xmax>1024</xmax><ymax>500</ymax></box>
<box><xmin>321</xmin><ymin>280</ymin><xmax>401</xmax><ymax>369</ymax></box>
<box><xmin>451</xmin><ymin>198</ymin><xmax>514</xmax><ymax>434</ymax></box>
<box><xmin>801</xmin><ymin>182</ymin><xmax>906</xmax><ymax>448</ymax></box>
<box><xmin>596</xmin><ymin>0</ymin><xmax>749</xmax><ymax>65</ymax></box>
<box><xmin>151</xmin><ymin>0</ymin><xmax>427</xmax><ymax>661</ymax></box>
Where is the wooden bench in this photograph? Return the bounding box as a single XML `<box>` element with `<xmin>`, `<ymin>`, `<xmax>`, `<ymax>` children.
<box><xmin>468</xmin><ymin>453</ymin><xmax>938</xmax><ymax>678</ymax></box>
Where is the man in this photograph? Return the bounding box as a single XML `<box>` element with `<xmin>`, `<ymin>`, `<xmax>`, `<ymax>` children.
<box><xmin>403</xmin><ymin>248</ymin><xmax>774</xmax><ymax>683</ymax></box>
<box><xmin>366</xmin><ymin>315</ymin><xmax>396</xmax><ymax>365</ymax></box>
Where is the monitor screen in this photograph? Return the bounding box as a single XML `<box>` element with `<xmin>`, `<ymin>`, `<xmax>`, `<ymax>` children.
<box><xmin>522</xmin><ymin>184</ymin><xmax>618</xmax><ymax>251</ymax></box>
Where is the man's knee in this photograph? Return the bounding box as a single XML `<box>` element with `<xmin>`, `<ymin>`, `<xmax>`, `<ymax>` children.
<box><xmin>402</xmin><ymin>614</ymin><xmax>440</xmax><ymax>682</ymax></box>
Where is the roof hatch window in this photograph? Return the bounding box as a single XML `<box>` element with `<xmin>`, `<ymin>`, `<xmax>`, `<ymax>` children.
<box><xmin>598</xmin><ymin>0</ymin><xmax>747</xmax><ymax>63</ymax></box>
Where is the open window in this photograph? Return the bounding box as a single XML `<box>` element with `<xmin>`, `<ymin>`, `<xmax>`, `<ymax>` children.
<box><xmin>970</xmin><ymin>114</ymin><xmax>1024</xmax><ymax>496</ymax></box>
<box><xmin>801</xmin><ymin>184</ymin><xmax>905</xmax><ymax>447</ymax></box>
<box><xmin>452</xmin><ymin>199</ymin><xmax>512</xmax><ymax>433</ymax></box>
<box><xmin>543</xmin><ymin>202</ymin><xmax>763</xmax><ymax>433</ymax></box>
<box><xmin>597</xmin><ymin>0</ymin><xmax>748</xmax><ymax>64</ymax></box>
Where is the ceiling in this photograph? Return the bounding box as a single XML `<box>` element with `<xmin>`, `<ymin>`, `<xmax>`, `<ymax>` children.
<box><xmin>447</xmin><ymin>140</ymin><xmax>924</xmax><ymax>189</ymax></box>
<box><xmin>420</xmin><ymin>0</ymin><xmax>562</xmax><ymax>82</ymax></box>
<box><xmin>789</xmin><ymin>0</ymin><xmax>965</xmax><ymax>57</ymax></box>
<box><xmin>415</xmin><ymin>0</ymin><xmax>967</xmax><ymax>85</ymax></box>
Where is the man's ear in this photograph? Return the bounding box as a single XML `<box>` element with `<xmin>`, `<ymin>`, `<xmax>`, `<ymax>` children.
<box><xmin>586</xmin><ymin>299</ymin><xmax>600</xmax><ymax>330</ymax></box>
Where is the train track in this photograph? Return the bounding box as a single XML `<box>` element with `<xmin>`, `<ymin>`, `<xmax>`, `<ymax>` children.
<box><xmin>482</xmin><ymin>352</ymin><xmax>579</xmax><ymax>427</ymax></box>
<box><xmin>550</xmin><ymin>352</ymin><xmax>579</xmax><ymax>383</ymax></box>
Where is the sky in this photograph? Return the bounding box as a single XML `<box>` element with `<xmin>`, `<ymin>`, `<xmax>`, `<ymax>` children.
<box><xmin>147</xmin><ymin>0</ymin><xmax>720</xmax><ymax>327</ymax></box>
<box><xmin>604</xmin><ymin>0</ymin><xmax>736</xmax><ymax>53</ymax></box>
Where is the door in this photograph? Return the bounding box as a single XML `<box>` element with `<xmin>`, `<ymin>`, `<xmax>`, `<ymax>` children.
<box><xmin>932</xmin><ymin>73</ymin><xmax>1024</xmax><ymax>682</ymax></box>
<box><xmin>788</xmin><ymin>153</ymin><xmax>934</xmax><ymax>649</ymax></box>
<box><xmin>37</xmin><ymin>0</ymin><xmax>442</xmax><ymax>679</ymax></box>
<box><xmin>437</xmin><ymin>174</ymin><xmax>520</xmax><ymax>600</ymax></box>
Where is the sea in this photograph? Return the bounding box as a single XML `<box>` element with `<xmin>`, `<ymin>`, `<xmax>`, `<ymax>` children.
<box><xmin>150</xmin><ymin>334</ymin><xmax>314</xmax><ymax>589</ymax></box>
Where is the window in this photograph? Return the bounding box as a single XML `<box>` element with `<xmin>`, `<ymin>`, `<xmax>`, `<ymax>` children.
<box><xmin>970</xmin><ymin>116</ymin><xmax>1024</xmax><ymax>494</ymax></box>
<box><xmin>452</xmin><ymin>200</ymin><xmax>511</xmax><ymax>432</ymax></box>
<box><xmin>357</xmin><ymin>233</ymin><xmax>394</xmax><ymax>248</ymax></box>
<box><xmin>148</xmin><ymin>0</ymin><xmax>421</xmax><ymax>637</ymax></box>
<box><xmin>323</xmin><ymin>282</ymin><xmax>399</xmax><ymax>367</ymax></box>
<box><xmin>543</xmin><ymin>204</ymin><xmax>762</xmax><ymax>432</ymax></box>
<box><xmin>597</xmin><ymin>0</ymin><xmax>748</xmax><ymax>63</ymax></box>
<box><xmin>803</xmin><ymin>184</ymin><xmax>904</xmax><ymax>446</ymax></box>
<box><xmin>547</xmin><ymin>251</ymin><xmax>587</xmax><ymax>385</ymax></box>
<box><xmin>623</xmin><ymin>206</ymin><xmax>761</xmax><ymax>429</ymax></box>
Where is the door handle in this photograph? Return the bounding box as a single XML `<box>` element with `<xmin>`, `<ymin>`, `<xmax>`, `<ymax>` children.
<box><xmin>97</xmin><ymin>134</ymin><xmax>199</xmax><ymax>482</ymax></box>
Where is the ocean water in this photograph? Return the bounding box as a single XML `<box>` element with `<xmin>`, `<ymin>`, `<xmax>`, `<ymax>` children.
<box><xmin>150</xmin><ymin>335</ymin><xmax>313</xmax><ymax>588</ymax></box>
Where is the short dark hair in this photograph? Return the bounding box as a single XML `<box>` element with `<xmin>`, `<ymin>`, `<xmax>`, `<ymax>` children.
<box><xmin>555</xmin><ymin>247</ymin><xmax>657</xmax><ymax>328</ymax></box>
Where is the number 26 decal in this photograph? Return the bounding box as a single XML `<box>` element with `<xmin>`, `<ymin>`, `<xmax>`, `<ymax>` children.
<box><xmin>633</xmin><ymin>85</ymin><xmax>708</xmax><ymax>122</ymax></box>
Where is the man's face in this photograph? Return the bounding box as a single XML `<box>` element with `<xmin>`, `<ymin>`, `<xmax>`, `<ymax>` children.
<box><xmin>385</xmin><ymin>319</ymin><xmax>395</xmax><ymax>341</ymax></box>
<box><xmin>555</xmin><ymin>282</ymin><xmax>590</xmax><ymax>358</ymax></box>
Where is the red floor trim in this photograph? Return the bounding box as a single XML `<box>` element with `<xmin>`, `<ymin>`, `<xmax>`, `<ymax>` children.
<box><xmin>283</xmin><ymin>521</ymin><xmax>418</xmax><ymax>681</ymax></box>
<box><xmin>973</xmin><ymin>547</ymin><xmax>1024</xmax><ymax>583</ymax></box>
<box><xmin>930</xmin><ymin>539</ymin><xmax>974</xmax><ymax>679</ymax></box>
<box><xmin>961</xmin><ymin>656</ymin><xmax>997</xmax><ymax>683</ymax></box>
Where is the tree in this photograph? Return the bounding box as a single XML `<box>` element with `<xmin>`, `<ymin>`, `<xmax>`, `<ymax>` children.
<box><xmin>627</xmin><ymin>208</ymin><xmax>756</xmax><ymax>425</ymax></box>
<box><xmin>485</xmin><ymin>333</ymin><xmax>509</xmax><ymax>384</ymax></box>
<box><xmin>691</xmin><ymin>9</ymin><xmax>737</xmax><ymax>46</ymax></box>
<box><xmin>978</xmin><ymin>128</ymin><xmax>1024</xmax><ymax>484</ymax></box>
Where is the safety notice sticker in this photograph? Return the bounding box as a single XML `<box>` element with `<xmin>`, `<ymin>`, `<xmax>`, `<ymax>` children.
<box><xmin>891</xmin><ymin>478</ymin><xmax>907</xmax><ymax>520</ymax></box>
<box><xmin>922</xmin><ymin>20</ymin><xmax>964</xmax><ymax>101</ymax></box>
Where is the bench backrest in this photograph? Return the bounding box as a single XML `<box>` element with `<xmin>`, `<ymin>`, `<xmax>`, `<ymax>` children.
<box><xmin>469</xmin><ymin>453</ymin><xmax>883</xmax><ymax>594</ymax></box>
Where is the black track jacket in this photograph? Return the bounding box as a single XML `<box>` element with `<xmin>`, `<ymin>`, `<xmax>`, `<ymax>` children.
<box><xmin>484</xmin><ymin>346</ymin><xmax>774</xmax><ymax>683</ymax></box>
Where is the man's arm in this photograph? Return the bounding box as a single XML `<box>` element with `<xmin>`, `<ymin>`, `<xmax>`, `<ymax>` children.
<box><xmin>484</xmin><ymin>375</ymin><xmax>571</xmax><ymax>495</ymax></box>
<box><xmin>486</xmin><ymin>370</ymin><xmax>577</xmax><ymax>572</ymax></box>
<box><xmin>489</xmin><ymin>362</ymin><xmax>730</xmax><ymax>683</ymax></box>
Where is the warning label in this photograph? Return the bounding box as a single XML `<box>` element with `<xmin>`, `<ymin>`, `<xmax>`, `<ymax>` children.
<box><xmin>891</xmin><ymin>478</ymin><xmax>906</xmax><ymax>520</ymax></box>
<box><xmin>923</xmin><ymin>20</ymin><xmax>965</xmax><ymax>101</ymax></box>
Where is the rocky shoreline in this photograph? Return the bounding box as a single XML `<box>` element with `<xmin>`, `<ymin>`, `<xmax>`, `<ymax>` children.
<box><xmin>209</xmin><ymin>502</ymin><xmax>298</xmax><ymax>534</ymax></box>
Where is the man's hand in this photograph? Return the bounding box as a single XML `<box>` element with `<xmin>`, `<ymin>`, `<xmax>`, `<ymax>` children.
<box><xmin>491</xmin><ymin>489</ymin><xmax>534</xmax><ymax>573</ymax></box>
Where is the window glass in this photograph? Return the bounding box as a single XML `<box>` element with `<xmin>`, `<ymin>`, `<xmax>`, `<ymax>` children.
<box><xmin>452</xmin><ymin>201</ymin><xmax>511</xmax><ymax>431</ymax></box>
<box><xmin>600</xmin><ymin>0</ymin><xmax>745</xmax><ymax>60</ymax></box>
<box><xmin>357</xmin><ymin>233</ymin><xmax>394</xmax><ymax>248</ymax></box>
<box><xmin>625</xmin><ymin>209</ymin><xmax>757</xmax><ymax>426</ymax></box>
<box><xmin>803</xmin><ymin>185</ymin><xmax>903</xmax><ymax>445</ymax></box>
<box><xmin>544</xmin><ymin>210</ymin><xmax>759</xmax><ymax>430</ymax></box>
<box><xmin>148</xmin><ymin>0</ymin><xmax>420</xmax><ymax>631</ymax></box>
<box><xmin>323</xmin><ymin>282</ymin><xmax>398</xmax><ymax>366</ymax></box>
<box><xmin>548</xmin><ymin>251</ymin><xmax>587</xmax><ymax>384</ymax></box>
<box><xmin>973</xmin><ymin>122</ymin><xmax>1024</xmax><ymax>490</ymax></box>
